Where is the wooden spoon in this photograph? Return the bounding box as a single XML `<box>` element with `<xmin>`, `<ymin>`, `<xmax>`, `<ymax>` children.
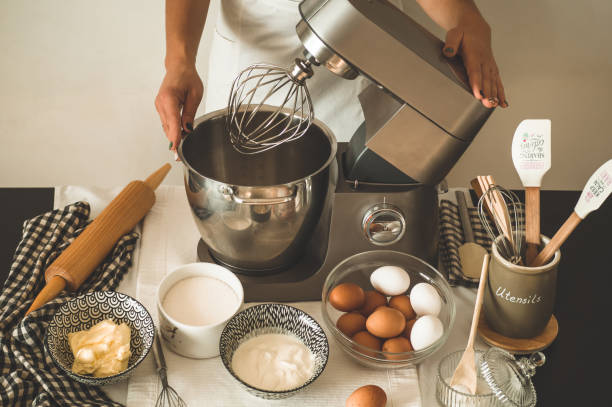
<box><xmin>450</xmin><ymin>253</ymin><xmax>490</xmax><ymax>394</ymax></box>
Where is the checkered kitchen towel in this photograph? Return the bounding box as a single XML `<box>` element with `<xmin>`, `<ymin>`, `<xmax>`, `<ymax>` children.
<box><xmin>0</xmin><ymin>202</ymin><xmax>138</xmax><ymax>406</ymax></box>
<box><xmin>439</xmin><ymin>199</ymin><xmax>493</xmax><ymax>287</ymax></box>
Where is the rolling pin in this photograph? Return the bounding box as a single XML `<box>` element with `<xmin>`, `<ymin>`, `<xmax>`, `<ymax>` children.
<box><xmin>25</xmin><ymin>163</ymin><xmax>171</xmax><ymax>316</ymax></box>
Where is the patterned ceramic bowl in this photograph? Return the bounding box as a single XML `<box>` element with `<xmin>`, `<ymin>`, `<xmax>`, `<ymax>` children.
<box><xmin>44</xmin><ymin>291</ymin><xmax>155</xmax><ymax>385</ymax></box>
<box><xmin>219</xmin><ymin>303</ymin><xmax>329</xmax><ymax>399</ymax></box>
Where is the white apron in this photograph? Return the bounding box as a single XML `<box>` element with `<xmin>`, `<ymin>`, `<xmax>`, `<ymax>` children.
<box><xmin>205</xmin><ymin>0</ymin><xmax>406</xmax><ymax>142</ymax></box>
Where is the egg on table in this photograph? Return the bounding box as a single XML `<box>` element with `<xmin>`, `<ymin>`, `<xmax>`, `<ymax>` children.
<box><xmin>409</xmin><ymin>282</ymin><xmax>442</xmax><ymax>316</ymax></box>
<box><xmin>370</xmin><ymin>265</ymin><xmax>410</xmax><ymax>296</ymax></box>
<box><xmin>346</xmin><ymin>385</ymin><xmax>387</xmax><ymax>407</ymax></box>
<box><xmin>410</xmin><ymin>314</ymin><xmax>444</xmax><ymax>350</ymax></box>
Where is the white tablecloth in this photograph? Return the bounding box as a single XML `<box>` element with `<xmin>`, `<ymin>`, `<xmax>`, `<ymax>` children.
<box><xmin>54</xmin><ymin>185</ymin><xmax>484</xmax><ymax>407</ymax></box>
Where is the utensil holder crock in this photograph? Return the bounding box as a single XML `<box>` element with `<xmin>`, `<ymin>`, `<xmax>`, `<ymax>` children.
<box><xmin>483</xmin><ymin>235</ymin><xmax>560</xmax><ymax>339</ymax></box>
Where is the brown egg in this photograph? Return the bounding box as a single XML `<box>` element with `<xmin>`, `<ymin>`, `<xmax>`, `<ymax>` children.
<box><xmin>403</xmin><ymin>318</ymin><xmax>417</xmax><ymax>339</ymax></box>
<box><xmin>366</xmin><ymin>306</ymin><xmax>406</xmax><ymax>338</ymax></box>
<box><xmin>389</xmin><ymin>295</ymin><xmax>416</xmax><ymax>320</ymax></box>
<box><xmin>346</xmin><ymin>385</ymin><xmax>387</xmax><ymax>407</ymax></box>
<box><xmin>337</xmin><ymin>312</ymin><xmax>367</xmax><ymax>337</ymax></box>
<box><xmin>358</xmin><ymin>290</ymin><xmax>388</xmax><ymax>317</ymax></box>
<box><xmin>329</xmin><ymin>283</ymin><xmax>366</xmax><ymax>312</ymax></box>
<box><xmin>382</xmin><ymin>337</ymin><xmax>413</xmax><ymax>360</ymax></box>
<box><xmin>352</xmin><ymin>331</ymin><xmax>382</xmax><ymax>357</ymax></box>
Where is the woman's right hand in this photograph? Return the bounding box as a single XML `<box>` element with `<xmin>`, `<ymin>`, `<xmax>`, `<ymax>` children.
<box><xmin>155</xmin><ymin>62</ymin><xmax>204</xmax><ymax>154</ymax></box>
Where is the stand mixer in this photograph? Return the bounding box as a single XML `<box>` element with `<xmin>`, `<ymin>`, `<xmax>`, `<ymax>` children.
<box><xmin>185</xmin><ymin>0</ymin><xmax>494</xmax><ymax>301</ymax></box>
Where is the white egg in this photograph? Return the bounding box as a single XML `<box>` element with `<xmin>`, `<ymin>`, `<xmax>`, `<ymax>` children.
<box><xmin>410</xmin><ymin>282</ymin><xmax>442</xmax><ymax>316</ymax></box>
<box><xmin>410</xmin><ymin>315</ymin><xmax>444</xmax><ymax>350</ymax></box>
<box><xmin>370</xmin><ymin>265</ymin><xmax>410</xmax><ymax>296</ymax></box>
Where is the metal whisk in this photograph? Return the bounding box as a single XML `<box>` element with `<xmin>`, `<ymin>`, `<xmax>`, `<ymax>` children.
<box><xmin>153</xmin><ymin>332</ymin><xmax>186</xmax><ymax>407</ymax></box>
<box><xmin>477</xmin><ymin>184</ymin><xmax>525</xmax><ymax>264</ymax></box>
<box><xmin>226</xmin><ymin>57</ymin><xmax>315</xmax><ymax>154</ymax></box>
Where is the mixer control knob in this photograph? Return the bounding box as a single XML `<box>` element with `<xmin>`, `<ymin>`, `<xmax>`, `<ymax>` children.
<box><xmin>362</xmin><ymin>203</ymin><xmax>406</xmax><ymax>246</ymax></box>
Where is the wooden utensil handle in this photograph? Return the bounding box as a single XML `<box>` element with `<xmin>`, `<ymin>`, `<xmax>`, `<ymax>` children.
<box><xmin>44</xmin><ymin>180</ymin><xmax>155</xmax><ymax>290</ymax></box>
<box><xmin>456</xmin><ymin>190</ymin><xmax>475</xmax><ymax>243</ymax></box>
<box><xmin>468</xmin><ymin>254</ymin><xmax>490</xmax><ymax>349</ymax></box>
<box><xmin>525</xmin><ymin>187</ymin><xmax>541</xmax><ymax>265</ymax></box>
<box><xmin>531</xmin><ymin>211</ymin><xmax>582</xmax><ymax>267</ymax></box>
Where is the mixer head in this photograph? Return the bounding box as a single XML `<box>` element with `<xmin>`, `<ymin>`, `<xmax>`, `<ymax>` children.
<box><xmin>226</xmin><ymin>58</ymin><xmax>315</xmax><ymax>154</ymax></box>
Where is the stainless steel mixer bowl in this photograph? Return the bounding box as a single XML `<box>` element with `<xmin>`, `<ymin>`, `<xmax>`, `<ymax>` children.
<box><xmin>178</xmin><ymin>106</ymin><xmax>338</xmax><ymax>273</ymax></box>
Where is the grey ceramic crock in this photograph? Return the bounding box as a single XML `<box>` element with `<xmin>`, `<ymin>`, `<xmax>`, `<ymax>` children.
<box><xmin>483</xmin><ymin>235</ymin><xmax>560</xmax><ymax>339</ymax></box>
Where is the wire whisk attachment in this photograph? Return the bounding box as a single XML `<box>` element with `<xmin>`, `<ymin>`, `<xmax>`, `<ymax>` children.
<box><xmin>477</xmin><ymin>184</ymin><xmax>525</xmax><ymax>264</ymax></box>
<box><xmin>153</xmin><ymin>332</ymin><xmax>187</xmax><ymax>407</ymax></box>
<box><xmin>226</xmin><ymin>58</ymin><xmax>315</xmax><ymax>154</ymax></box>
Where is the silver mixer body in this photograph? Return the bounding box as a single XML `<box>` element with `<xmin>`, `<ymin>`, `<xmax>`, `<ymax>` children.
<box><xmin>187</xmin><ymin>0</ymin><xmax>495</xmax><ymax>300</ymax></box>
<box><xmin>297</xmin><ymin>0</ymin><xmax>493</xmax><ymax>185</ymax></box>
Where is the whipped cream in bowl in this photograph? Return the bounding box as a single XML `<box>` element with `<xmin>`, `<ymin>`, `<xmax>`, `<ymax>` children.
<box><xmin>219</xmin><ymin>303</ymin><xmax>329</xmax><ymax>400</ymax></box>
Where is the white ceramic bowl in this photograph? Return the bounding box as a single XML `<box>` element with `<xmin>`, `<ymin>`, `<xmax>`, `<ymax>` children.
<box><xmin>157</xmin><ymin>262</ymin><xmax>244</xmax><ymax>358</ymax></box>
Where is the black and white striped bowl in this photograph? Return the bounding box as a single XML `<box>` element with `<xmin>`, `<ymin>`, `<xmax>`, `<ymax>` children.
<box><xmin>44</xmin><ymin>291</ymin><xmax>155</xmax><ymax>385</ymax></box>
<box><xmin>219</xmin><ymin>303</ymin><xmax>329</xmax><ymax>400</ymax></box>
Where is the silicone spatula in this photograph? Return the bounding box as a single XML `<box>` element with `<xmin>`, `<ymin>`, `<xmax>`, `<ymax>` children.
<box><xmin>511</xmin><ymin>119</ymin><xmax>551</xmax><ymax>265</ymax></box>
<box><xmin>530</xmin><ymin>159</ymin><xmax>612</xmax><ymax>267</ymax></box>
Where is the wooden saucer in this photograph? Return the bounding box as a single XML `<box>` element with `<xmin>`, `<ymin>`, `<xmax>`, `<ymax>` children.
<box><xmin>478</xmin><ymin>314</ymin><xmax>558</xmax><ymax>354</ymax></box>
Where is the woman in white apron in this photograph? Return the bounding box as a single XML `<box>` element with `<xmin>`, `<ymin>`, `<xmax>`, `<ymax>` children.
<box><xmin>156</xmin><ymin>0</ymin><xmax>506</xmax><ymax>153</ymax></box>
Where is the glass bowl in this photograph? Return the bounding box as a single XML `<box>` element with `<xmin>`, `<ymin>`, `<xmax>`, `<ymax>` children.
<box><xmin>321</xmin><ymin>250</ymin><xmax>455</xmax><ymax>368</ymax></box>
<box><xmin>436</xmin><ymin>350</ymin><xmax>502</xmax><ymax>406</ymax></box>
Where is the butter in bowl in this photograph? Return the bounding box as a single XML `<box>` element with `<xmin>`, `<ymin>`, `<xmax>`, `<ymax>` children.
<box><xmin>44</xmin><ymin>291</ymin><xmax>154</xmax><ymax>386</ymax></box>
<box><xmin>219</xmin><ymin>303</ymin><xmax>329</xmax><ymax>399</ymax></box>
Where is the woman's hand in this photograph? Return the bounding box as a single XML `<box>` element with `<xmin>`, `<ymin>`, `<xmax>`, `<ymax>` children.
<box><xmin>442</xmin><ymin>15</ymin><xmax>507</xmax><ymax>108</ymax></box>
<box><xmin>155</xmin><ymin>63</ymin><xmax>204</xmax><ymax>155</ymax></box>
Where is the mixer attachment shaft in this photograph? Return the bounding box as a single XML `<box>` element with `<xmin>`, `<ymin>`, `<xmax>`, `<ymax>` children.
<box><xmin>226</xmin><ymin>58</ymin><xmax>315</xmax><ymax>154</ymax></box>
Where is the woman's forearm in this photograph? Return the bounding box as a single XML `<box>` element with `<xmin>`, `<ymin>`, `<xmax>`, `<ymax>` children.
<box><xmin>165</xmin><ymin>0</ymin><xmax>210</xmax><ymax>70</ymax></box>
<box><xmin>415</xmin><ymin>0</ymin><xmax>487</xmax><ymax>31</ymax></box>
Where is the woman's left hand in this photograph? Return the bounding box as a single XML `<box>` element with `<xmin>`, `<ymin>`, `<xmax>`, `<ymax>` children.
<box><xmin>442</xmin><ymin>15</ymin><xmax>507</xmax><ymax>108</ymax></box>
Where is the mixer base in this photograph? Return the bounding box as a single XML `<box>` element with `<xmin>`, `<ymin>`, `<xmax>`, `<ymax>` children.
<box><xmin>197</xmin><ymin>238</ymin><xmax>329</xmax><ymax>302</ymax></box>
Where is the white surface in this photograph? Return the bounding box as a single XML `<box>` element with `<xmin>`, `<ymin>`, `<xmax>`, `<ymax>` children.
<box><xmin>55</xmin><ymin>186</ymin><xmax>425</xmax><ymax>406</ymax></box>
<box><xmin>3</xmin><ymin>0</ymin><xmax>612</xmax><ymax>189</ymax></box>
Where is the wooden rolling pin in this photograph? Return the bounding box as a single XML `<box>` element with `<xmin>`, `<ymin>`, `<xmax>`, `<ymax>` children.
<box><xmin>25</xmin><ymin>163</ymin><xmax>171</xmax><ymax>316</ymax></box>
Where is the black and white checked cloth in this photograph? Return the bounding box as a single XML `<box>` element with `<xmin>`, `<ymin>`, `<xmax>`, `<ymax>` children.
<box><xmin>0</xmin><ymin>201</ymin><xmax>138</xmax><ymax>406</ymax></box>
<box><xmin>439</xmin><ymin>199</ymin><xmax>493</xmax><ymax>287</ymax></box>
